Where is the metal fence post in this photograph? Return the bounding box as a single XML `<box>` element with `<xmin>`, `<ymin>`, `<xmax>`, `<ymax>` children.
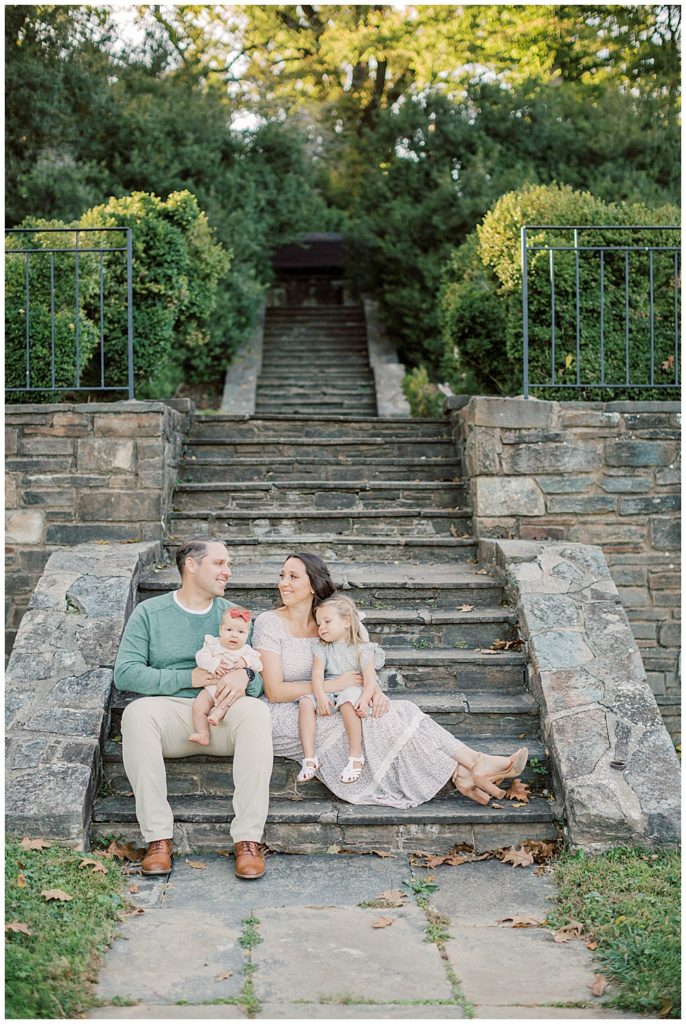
<box><xmin>521</xmin><ymin>226</ymin><xmax>529</xmax><ymax>399</ymax></box>
<box><xmin>126</xmin><ymin>228</ymin><xmax>135</xmax><ymax>400</ymax></box>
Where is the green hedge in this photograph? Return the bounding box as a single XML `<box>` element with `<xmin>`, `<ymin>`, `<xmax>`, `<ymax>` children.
<box><xmin>5</xmin><ymin>191</ymin><xmax>230</xmax><ymax>401</ymax></box>
<box><xmin>439</xmin><ymin>183</ymin><xmax>680</xmax><ymax>400</ymax></box>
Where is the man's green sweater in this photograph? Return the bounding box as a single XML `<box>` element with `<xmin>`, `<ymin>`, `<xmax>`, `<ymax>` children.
<box><xmin>114</xmin><ymin>592</ymin><xmax>264</xmax><ymax>699</ymax></box>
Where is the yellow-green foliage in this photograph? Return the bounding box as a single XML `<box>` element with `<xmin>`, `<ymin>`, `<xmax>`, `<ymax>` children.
<box><xmin>440</xmin><ymin>183</ymin><xmax>680</xmax><ymax>399</ymax></box>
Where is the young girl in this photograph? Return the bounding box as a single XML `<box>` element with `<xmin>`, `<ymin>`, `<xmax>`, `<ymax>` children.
<box><xmin>297</xmin><ymin>595</ymin><xmax>383</xmax><ymax>785</ymax></box>
<box><xmin>189</xmin><ymin>606</ymin><xmax>263</xmax><ymax>745</ymax></box>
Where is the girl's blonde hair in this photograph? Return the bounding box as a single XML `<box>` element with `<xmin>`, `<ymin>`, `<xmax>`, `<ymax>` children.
<box><xmin>315</xmin><ymin>595</ymin><xmax>364</xmax><ymax>648</ymax></box>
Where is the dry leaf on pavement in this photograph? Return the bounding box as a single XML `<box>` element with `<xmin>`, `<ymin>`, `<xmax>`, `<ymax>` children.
<box><xmin>586</xmin><ymin>940</ymin><xmax>598</xmax><ymax>950</ymax></box>
<box><xmin>107</xmin><ymin>840</ymin><xmax>145</xmax><ymax>862</ymax></box>
<box><xmin>128</xmin><ymin>884</ymin><xmax>140</xmax><ymax>894</ymax></box>
<box><xmin>497</xmin><ymin>915</ymin><xmax>542</xmax><ymax>928</ymax></box>
<box><xmin>216</xmin><ymin>970</ymin><xmax>234</xmax><ymax>981</ymax></box>
<box><xmin>371</xmin><ymin>916</ymin><xmax>394</xmax><ymax>929</ymax></box>
<box><xmin>590</xmin><ymin>974</ymin><xmax>608</xmax><ymax>997</ymax></box>
<box><xmin>80</xmin><ymin>858</ymin><xmax>107</xmax><ymax>874</ymax></box>
<box><xmin>553</xmin><ymin>920</ymin><xmax>584</xmax><ymax>943</ymax></box>
<box><xmin>499</xmin><ymin>846</ymin><xmax>535</xmax><ymax>868</ymax></box>
<box><xmin>41</xmin><ymin>889</ymin><xmax>72</xmax><ymax>902</ymax></box>
<box><xmin>6</xmin><ymin>922</ymin><xmax>32</xmax><ymax>935</ymax></box>
<box><xmin>378</xmin><ymin>889</ymin><xmax>407</xmax><ymax>906</ymax></box>
<box><xmin>186</xmin><ymin>860</ymin><xmax>207</xmax><ymax>870</ymax></box>
<box><xmin>20</xmin><ymin>837</ymin><xmax>51</xmax><ymax>851</ymax></box>
<box><xmin>505</xmin><ymin>779</ymin><xmax>531</xmax><ymax>803</ymax></box>
<box><xmin>458</xmin><ymin>604</ymin><xmax>474</xmax><ymax>612</ymax></box>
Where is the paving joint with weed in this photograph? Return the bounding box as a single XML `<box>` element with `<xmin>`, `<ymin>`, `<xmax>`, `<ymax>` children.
<box><xmin>404</xmin><ymin>871</ymin><xmax>476</xmax><ymax>1018</ymax></box>
<box><xmin>237</xmin><ymin>912</ymin><xmax>263</xmax><ymax>1018</ymax></box>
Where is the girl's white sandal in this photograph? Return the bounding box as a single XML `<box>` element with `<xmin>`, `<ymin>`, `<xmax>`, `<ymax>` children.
<box><xmin>297</xmin><ymin>757</ymin><xmax>320</xmax><ymax>783</ymax></box>
<box><xmin>341</xmin><ymin>755</ymin><xmax>365</xmax><ymax>783</ymax></box>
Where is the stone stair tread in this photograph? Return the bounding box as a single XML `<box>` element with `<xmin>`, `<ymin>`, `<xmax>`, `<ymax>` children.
<box><xmin>93</xmin><ymin>793</ymin><xmax>561</xmax><ymax>826</ymax></box>
<box><xmin>163</xmin><ymin>536</ymin><xmax>475</xmax><ymax>552</ymax></box>
<box><xmin>169</xmin><ymin>508</ymin><xmax>472</xmax><ymax>520</ymax></box>
<box><xmin>108</xmin><ymin>688</ymin><xmax>532</xmax><ymax>715</ymax></box>
<box><xmin>182</xmin><ymin>457</ymin><xmax>461</xmax><ymax>467</ymax></box>
<box><xmin>175</xmin><ymin>480</ymin><xmax>466</xmax><ymax>492</ymax></box>
<box><xmin>192</xmin><ymin>415</ymin><xmax>447</xmax><ymax>425</ymax></box>
<box><xmin>140</xmin><ymin>562</ymin><xmax>496</xmax><ymax>591</ymax></box>
<box><xmin>385</xmin><ymin>648</ymin><xmax>525</xmax><ymax>666</ymax></box>
<box><xmin>103</xmin><ymin>734</ymin><xmax>544</xmax><ymax>765</ymax></box>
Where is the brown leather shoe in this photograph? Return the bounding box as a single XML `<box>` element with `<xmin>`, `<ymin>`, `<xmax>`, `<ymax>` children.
<box><xmin>141</xmin><ymin>838</ymin><xmax>173</xmax><ymax>875</ymax></box>
<box><xmin>234</xmin><ymin>841</ymin><xmax>265</xmax><ymax>879</ymax></box>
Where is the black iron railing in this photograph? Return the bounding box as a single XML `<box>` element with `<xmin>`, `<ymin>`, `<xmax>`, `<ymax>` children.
<box><xmin>521</xmin><ymin>225</ymin><xmax>681</xmax><ymax>398</ymax></box>
<box><xmin>5</xmin><ymin>226</ymin><xmax>135</xmax><ymax>399</ymax></box>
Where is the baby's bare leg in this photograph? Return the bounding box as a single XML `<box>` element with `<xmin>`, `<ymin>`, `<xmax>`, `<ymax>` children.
<box><xmin>338</xmin><ymin>702</ymin><xmax>363</xmax><ymax>759</ymax></box>
<box><xmin>189</xmin><ymin>690</ymin><xmax>215</xmax><ymax>745</ymax></box>
<box><xmin>208</xmin><ymin>699</ymin><xmax>229</xmax><ymax>727</ymax></box>
<box><xmin>298</xmin><ymin>698</ymin><xmax>317</xmax><ymax>759</ymax></box>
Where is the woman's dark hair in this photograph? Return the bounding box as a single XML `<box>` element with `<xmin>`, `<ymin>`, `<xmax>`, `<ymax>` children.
<box><xmin>282</xmin><ymin>552</ymin><xmax>336</xmax><ymax>613</ymax></box>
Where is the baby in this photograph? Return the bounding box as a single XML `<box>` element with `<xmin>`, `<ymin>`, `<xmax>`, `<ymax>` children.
<box><xmin>189</xmin><ymin>606</ymin><xmax>263</xmax><ymax>745</ymax></box>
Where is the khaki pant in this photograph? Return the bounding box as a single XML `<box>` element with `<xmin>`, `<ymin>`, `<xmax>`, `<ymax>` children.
<box><xmin>121</xmin><ymin>695</ymin><xmax>273</xmax><ymax>844</ymax></box>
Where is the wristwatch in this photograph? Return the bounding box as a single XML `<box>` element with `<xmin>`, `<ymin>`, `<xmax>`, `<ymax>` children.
<box><xmin>244</xmin><ymin>668</ymin><xmax>256</xmax><ymax>683</ymax></box>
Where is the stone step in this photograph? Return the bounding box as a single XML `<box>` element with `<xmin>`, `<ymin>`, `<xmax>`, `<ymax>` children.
<box><xmin>185</xmin><ymin>438</ymin><xmax>455</xmax><ymax>459</ymax></box>
<box><xmin>109</xmin><ymin>688</ymin><xmax>539</xmax><ymax>740</ymax></box>
<box><xmin>167</xmin><ymin>508</ymin><xmax>472</xmax><ymax>542</ymax></box>
<box><xmin>139</xmin><ymin>562</ymin><xmax>502</xmax><ymax>609</ymax></box>
<box><xmin>190</xmin><ymin>416</ymin><xmax>450</xmax><ymax>439</ymax></box>
<box><xmin>101</xmin><ymin>737</ymin><xmax>549</xmax><ymax>799</ymax></box>
<box><xmin>163</xmin><ymin>535</ymin><xmax>476</xmax><ymax>562</ymax></box>
<box><xmin>178</xmin><ymin>456</ymin><xmax>462</xmax><ymax>483</ymax></box>
<box><xmin>258</xmin><ymin>370</ymin><xmax>375</xmax><ymax>381</ymax></box>
<box><xmin>90</xmin><ymin>794</ymin><xmax>561</xmax><ymax>854</ymax></box>
<box><xmin>256</xmin><ymin>384</ymin><xmax>376</xmax><ymax>396</ymax></box>
<box><xmin>173</xmin><ymin>481</ymin><xmax>468</xmax><ymax>513</ymax></box>
<box><xmin>254</xmin><ymin>404</ymin><xmax>379</xmax><ymax>416</ymax></box>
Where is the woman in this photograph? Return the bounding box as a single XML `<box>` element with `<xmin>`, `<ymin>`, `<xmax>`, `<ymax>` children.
<box><xmin>252</xmin><ymin>552</ymin><xmax>527</xmax><ymax>808</ymax></box>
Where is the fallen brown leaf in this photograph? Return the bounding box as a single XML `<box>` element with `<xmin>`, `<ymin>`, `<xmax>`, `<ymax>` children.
<box><xmin>215</xmin><ymin>970</ymin><xmax>234</xmax><ymax>981</ymax></box>
<box><xmin>449</xmin><ymin>524</ymin><xmax>459</xmax><ymax>537</ymax></box>
<box><xmin>17</xmin><ymin>873</ymin><xmax>26</xmax><ymax>889</ymax></box>
<box><xmin>497</xmin><ymin>915</ymin><xmax>542</xmax><ymax>928</ymax></box>
<box><xmin>79</xmin><ymin>858</ymin><xmax>107</xmax><ymax>874</ymax></box>
<box><xmin>458</xmin><ymin>604</ymin><xmax>474</xmax><ymax>612</ymax></box>
<box><xmin>586</xmin><ymin>941</ymin><xmax>598</xmax><ymax>950</ymax></box>
<box><xmin>378</xmin><ymin>889</ymin><xmax>407</xmax><ymax>906</ymax></box>
<box><xmin>128</xmin><ymin>884</ymin><xmax>140</xmax><ymax>894</ymax></box>
<box><xmin>476</xmin><ymin>648</ymin><xmax>500</xmax><ymax>655</ymax></box>
<box><xmin>186</xmin><ymin>860</ymin><xmax>207</xmax><ymax>870</ymax></box>
<box><xmin>41</xmin><ymin>889</ymin><xmax>72</xmax><ymax>902</ymax></box>
<box><xmin>475</xmin><ymin>568</ymin><xmax>490</xmax><ymax>575</ymax></box>
<box><xmin>505</xmin><ymin>779</ymin><xmax>531</xmax><ymax>803</ymax></box>
<box><xmin>371</xmin><ymin>916</ymin><xmax>394</xmax><ymax>929</ymax></box>
<box><xmin>523</xmin><ymin>840</ymin><xmax>557</xmax><ymax>863</ymax></box>
<box><xmin>553</xmin><ymin>920</ymin><xmax>584</xmax><ymax>943</ymax></box>
<box><xmin>490</xmin><ymin>802</ymin><xmax>504</xmax><ymax>809</ymax></box>
<box><xmin>590</xmin><ymin>974</ymin><xmax>608</xmax><ymax>997</ymax></box>
<box><xmin>658</xmin><ymin>998</ymin><xmax>673</xmax><ymax>1018</ymax></box>
<box><xmin>5</xmin><ymin>922</ymin><xmax>32</xmax><ymax>935</ymax></box>
<box><xmin>107</xmin><ymin>840</ymin><xmax>145</xmax><ymax>862</ymax></box>
<box><xmin>369</xmin><ymin>849</ymin><xmax>394</xmax><ymax>858</ymax></box>
<box><xmin>499</xmin><ymin>846</ymin><xmax>534</xmax><ymax>868</ymax></box>
<box><xmin>21</xmin><ymin>837</ymin><xmax>51</xmax><ymax>851</ymax></box>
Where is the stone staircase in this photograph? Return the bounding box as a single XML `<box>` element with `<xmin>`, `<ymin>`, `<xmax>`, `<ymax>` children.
<box><xmin>255</xmin><ymin>305</ymin><xmax>377</xmax><ymax>417</ymax></box>
<box><xmin>90</xmin><ymin>307</ymin><xmax>561</xmax><ymax>854</ymax></box>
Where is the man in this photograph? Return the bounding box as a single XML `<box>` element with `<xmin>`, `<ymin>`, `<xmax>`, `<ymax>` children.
<box><xmin>114</xmin><ymin>539</ymin><xmax>273</xmax><ymax>879</ymax></box>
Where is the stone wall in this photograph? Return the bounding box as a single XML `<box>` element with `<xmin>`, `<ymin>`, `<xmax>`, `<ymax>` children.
<box><xmin>480</xmin><ymin>539</ymin><xmax>680</xmax><ymax>851</ymax></box>
<box><xmin>5</xmin><ymin>542</ymin><xmax>160</xmax><ymax>847</ymax></box>
<box><xmin>450</xmin><ymin>397</ymin><xmax>681</xmax><ymax>741</ymax></box>
<box><xmin>5</xmin><ymin>400</ymin><xmax>193</xmax><ymax>655</ymax></box>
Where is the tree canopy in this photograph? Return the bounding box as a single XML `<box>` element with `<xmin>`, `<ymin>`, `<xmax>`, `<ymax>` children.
<box><xmin>5</xmin><ymin>4</ymin><xmax>681</xmax><ymax>395</ymax></box>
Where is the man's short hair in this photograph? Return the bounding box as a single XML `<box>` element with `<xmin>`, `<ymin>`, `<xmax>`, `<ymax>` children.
<box><xmin>175</xmin><ymin>538</ymin><xmax>229</xmax><ymax>576</ymax></box>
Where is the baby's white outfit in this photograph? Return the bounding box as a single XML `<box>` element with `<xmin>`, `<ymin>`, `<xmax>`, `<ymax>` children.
<box><xmin>195</xmin><ymin>636</ymin><xmax>263</xmax><ymax>700</ymax></box>
<box><xmin>302</xmin><ymin>639</ymin><xmax>385</xmax><ymax>711</ymax></box>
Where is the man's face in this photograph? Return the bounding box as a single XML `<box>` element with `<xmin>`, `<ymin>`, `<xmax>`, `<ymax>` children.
<box><xmin>187</xmin><ymin>542</ymin><xmax>232</xmax><ymax>598</ymax></box>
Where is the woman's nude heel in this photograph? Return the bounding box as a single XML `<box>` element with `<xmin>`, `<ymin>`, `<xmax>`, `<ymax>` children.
<box><xmin>473</xmin><ymin>747</ymin><xmax>528</xmax><ymax>789</ymax></box>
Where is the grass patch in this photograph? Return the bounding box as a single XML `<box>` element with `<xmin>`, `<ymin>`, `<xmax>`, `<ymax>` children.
<box><xmin>550</xmin><ymin>846</ymin><xmax>680</xmax><ymax>1018</ymax></box>
<box><xmin>5</xmin><ymin>836</ymin><xmax>130</xmax><ymax>1019</ymax></box>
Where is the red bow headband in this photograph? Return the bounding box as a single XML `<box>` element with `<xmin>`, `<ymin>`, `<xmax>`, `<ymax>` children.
<box><xmin>229</xmin><ymin>608</ymin><xmax>251</xmax><ymax>622</ymax></box>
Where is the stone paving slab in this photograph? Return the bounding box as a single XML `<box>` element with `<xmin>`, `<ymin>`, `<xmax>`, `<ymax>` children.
<box><xmin>253</xmin><ymin>906</ymin><xmax>451</xmax><ymax>1004</ymax></box>
<box><xmin>256</xmin><ymin>1004</ymin><xmax>465</xmax><ymax>1018</ymax></box>
<box><xmin>445</xmin><ymin>927</ymin><xmax>599</xmax><ymax>1005</ymax></box>
<box><xmin>153</xmin><ymin>853</ymin><xmax>409</xmax><ymax>912</ymax></box>
<box><xmin>473</xmin><ymin>1007</ymin><xmax>638</xmax><ymax>1019</ymax></box>
<box><xmin>89</xmin><ymin>1006</ymin><xmax>245</xmax><ymax>1019</ymax></box>
<box><xmin>426</xmin><ymin>860</ymin><xmax>557</xmax><ymax>926</ymax></box>
<box><xmin>92</xmin><ymin>907</ymin><xmax>244</xmax><ymax>1005</ymax></box>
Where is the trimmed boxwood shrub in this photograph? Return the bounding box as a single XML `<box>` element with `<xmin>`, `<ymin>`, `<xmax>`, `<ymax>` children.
<box><xmin>79</xmin><ymin>190</ymin><xmax>231</xmax><ymax>397</ymax></box>
<box><xmin>440</xmin><ymin>183</ymin><xmax>680</xmax><ymax>400</ymax></box>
